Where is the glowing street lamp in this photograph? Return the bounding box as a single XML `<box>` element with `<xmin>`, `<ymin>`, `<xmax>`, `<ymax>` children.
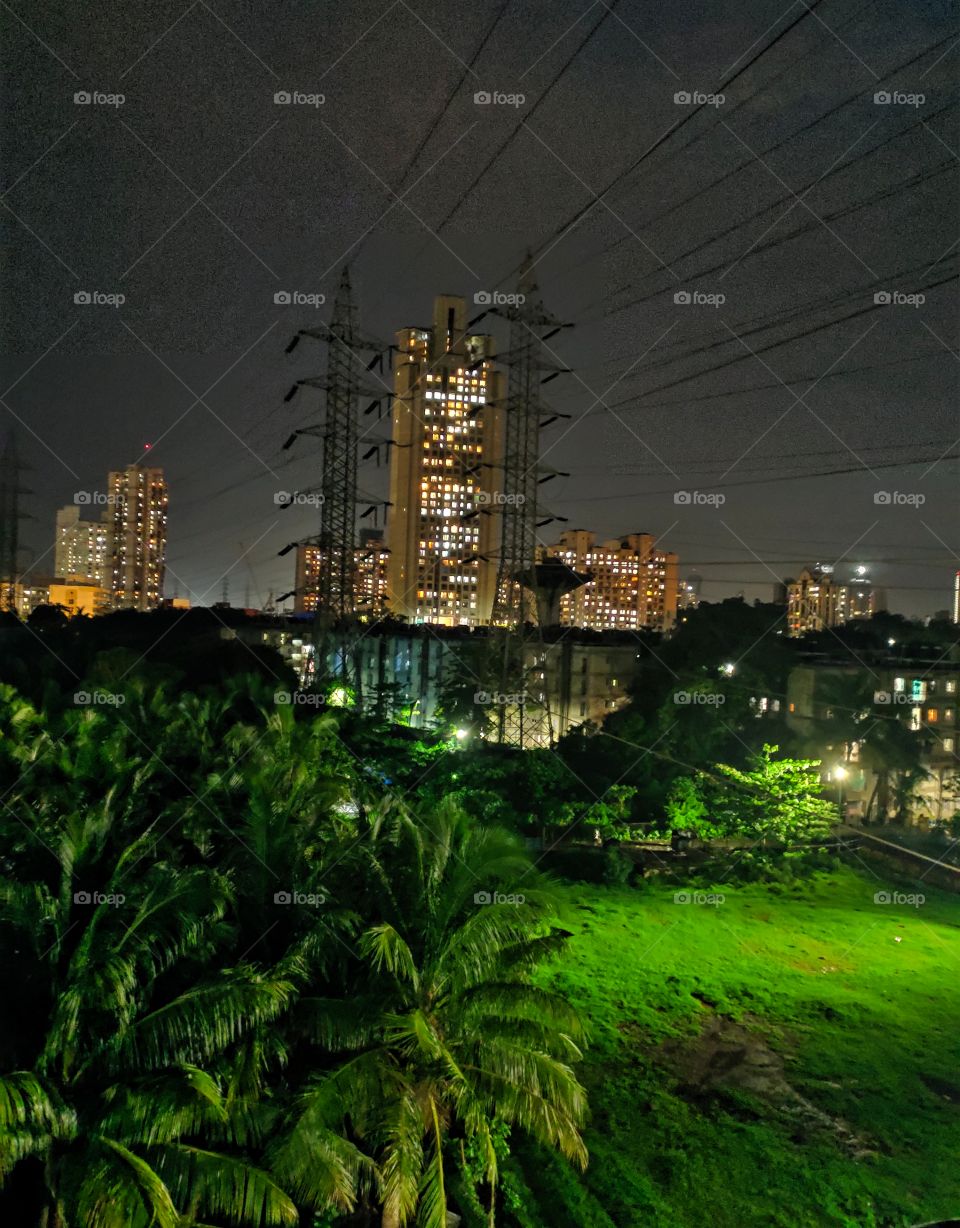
<box><xmin>833</xmin><ymin>764</ymin><xmax>847</xmax><ymax>822</ymax></box>
<box><xmin>721</xmin><ymin>662</ymin><xmax>735</xmax><ymax>676</ymax></box>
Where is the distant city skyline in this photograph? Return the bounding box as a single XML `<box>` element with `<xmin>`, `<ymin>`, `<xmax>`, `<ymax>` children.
<box><xmin>1</xmin><ymin>0</ymin><xmax>956</xmax><ymax>618</ymax></box>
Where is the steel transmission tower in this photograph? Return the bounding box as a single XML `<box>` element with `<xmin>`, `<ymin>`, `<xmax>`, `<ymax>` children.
<box><xmin>280</xmin><ymin>268</ymin><xmax>390</xmax><ymax>683</ymax></box>
<box><xmin>0</xmin><ymin>431</ymin><xmax>29</xmax><ymax>610</ymax></box>
<box><xmin>492</xmin><ymin>258</ymin><xmax>571</xmax><ymax>746</ymax></box>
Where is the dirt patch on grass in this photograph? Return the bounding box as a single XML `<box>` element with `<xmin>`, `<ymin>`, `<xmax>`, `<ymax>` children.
<box><xmin>658</xmin><ymin>1013</ymin><xmax>874</xmax><ymax>1158</ymax></box>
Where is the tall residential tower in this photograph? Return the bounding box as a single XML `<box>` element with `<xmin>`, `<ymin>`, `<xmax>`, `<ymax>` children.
<box><xmin>108</xmin><ymin>465</ymin><xmax>168</xmax><ymax>610</ymax></box>
<box><xmin>387</xmin><ymin>295</ymin><xmax>504</xmax><ymax>625</ymax></box>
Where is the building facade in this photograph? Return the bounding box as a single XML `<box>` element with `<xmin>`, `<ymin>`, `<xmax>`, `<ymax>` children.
<box><xmin>787</xmin><ymin>657</ymin><xmax>959</xmax><ymax>823</ymax></box>
<box><xmin>48</xmin><ymin>580</ymin><xmax>110</xmax><ymax>617</ymax></box>
<box><xmin>387</xmin><ymin>295</ymin><xmax>505</xmax><ymax>626</ymax></box>
<box><xmin>107</xmin><ymin>465</ymin><xmax>168</xmax><ymax>611</ymax></box>
<box><xmin>54</xmin><ymin>505</ymin><xmax>113</xmax><ymax>586</ymax></box>
<box><xmin>543</xmin><ymin>530</ymin><xmax>679</xmax><ymax>632</ymax></box>
<box><xmin>294</xmin><ymin>528</ymin><xmax>389</xmax><ymax>618</ymax></box>
<box><xmin>786</xmin><ymin>565</ymin><xmax>884</xmax><ymax>636</ymax></box>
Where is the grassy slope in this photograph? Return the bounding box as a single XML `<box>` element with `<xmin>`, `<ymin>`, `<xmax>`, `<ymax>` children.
<box><xmin>517</xmin><ymin>865</ymin><xmax>960</xmax><ymax>1228</ymax></box>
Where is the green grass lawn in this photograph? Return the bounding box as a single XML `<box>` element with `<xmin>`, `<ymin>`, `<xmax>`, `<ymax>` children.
<box><xmin>512</xmin><ymin>863</ymin><xmax>960</xmax><ymax>1228</ymax></box>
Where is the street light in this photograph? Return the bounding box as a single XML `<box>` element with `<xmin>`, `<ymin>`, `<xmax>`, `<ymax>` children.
<box><xmin>833</xmin><ymin>765</ymin><xmax>847</xmax><ymax>823</ymax></box>
<box><xmin>721</xmin><ymin>662</ymin><xmax>736</xmax><ymax>676</ymax></box>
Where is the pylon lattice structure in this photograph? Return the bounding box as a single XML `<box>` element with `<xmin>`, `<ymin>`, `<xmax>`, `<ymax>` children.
<box><xmin>282</xmin><ymin>268</ymin><xmax>387</xmax><ymax>686</ymax></box>
<box><xmin>492</xmin><ymin>259</ymin><xmax>569</xmax><ymax>747</ymax></box>
<box><xmin>0</xmin><ymin>431</ymin><xmax>29</xmax><ymax>610</ymax></box>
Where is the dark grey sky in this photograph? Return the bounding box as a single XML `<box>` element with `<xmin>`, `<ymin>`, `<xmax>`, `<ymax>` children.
<box><xmin>2</xmin><ymin>0</ymin><xmax>957</xmax><ymax>614</ymax></box>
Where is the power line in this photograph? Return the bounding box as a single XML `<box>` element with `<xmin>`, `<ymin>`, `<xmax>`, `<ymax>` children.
<box><xmin>580</xmin><ymin>28</ymin><xmax>959</xmax><ymax>300</ymax></box>
<box><xmin>493</xmin><ymin>0</ymin><xmax>831</xmax><ymax>291</ymax></box>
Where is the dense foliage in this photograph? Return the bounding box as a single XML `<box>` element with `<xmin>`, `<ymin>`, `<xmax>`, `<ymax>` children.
<box><xmin>0</xmin><ymin>680</ymin><xmax>586</xmax><ymax>1227</ymax></box>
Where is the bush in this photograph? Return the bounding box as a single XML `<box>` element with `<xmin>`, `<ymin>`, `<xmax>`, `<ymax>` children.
<box><xmin>602</xmin><ymin>846</ymin><xmax>633</xmax><ymax>887</ymax></box>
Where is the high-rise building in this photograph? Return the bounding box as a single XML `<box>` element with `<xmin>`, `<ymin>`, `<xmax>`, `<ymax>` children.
<box><xmin>786</xmin><ymin>564</ymin><xmax>883</xmax><ymax>636</ymax></box>
<box><xmin>679</xmin><ymin>571</ymin><xmax>703</xmax><ymax>611</ymax></box>
<box><xmin>107</xmin><ymin>466</ymin><xmax>167</xmax><ymax>611</ymax></box>
<box><xmin>54</xmin><ymin>505</ymin><xmax>112</xmax><ymax>585</ymax></box>
<box><xmin>387</xmin><ymin>295</ymin><xmax>505</xmax><ymax>626</ymax></box>
<box><xmin>953</xmin><ymin>570</ymin><xmax>960</xmax><ymax>624</ymax></box>
<box><xmin>294</xmin><ymin>528</ymin><xmax>389</xmax><ymax>619</ymax></box>
<box><xmin>542</xmin><ymin>530</ymin><xmax>679</xmax><ymax>631</ymax></box>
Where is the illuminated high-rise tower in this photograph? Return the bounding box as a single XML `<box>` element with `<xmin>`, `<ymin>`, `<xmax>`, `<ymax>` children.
<box><xmin>108</xmin><ymin>465</ymin><xmax>167</xmax><ymax>611</ymax></box>
<box><xmin>387</xmin><ymin>295</ymin><xmax>504</xmax><ymax>625</ymax></box>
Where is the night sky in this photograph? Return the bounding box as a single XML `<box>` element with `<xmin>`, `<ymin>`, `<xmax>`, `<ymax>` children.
<box><xmin>2</xmin><ymin>0</ymin><xmax>957</xmax><ymax>615</ymax></box>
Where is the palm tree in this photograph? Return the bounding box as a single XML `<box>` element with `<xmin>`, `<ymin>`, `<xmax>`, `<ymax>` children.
<box><xmin>279</xmin><ymin>800</ymin><xmax>587</xmax><ymax>1228</ymax></box>
<box><xmin>0</xmin><ymin>698</ymin><xmax>363</xmax><ymax>1227</ymax></box>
